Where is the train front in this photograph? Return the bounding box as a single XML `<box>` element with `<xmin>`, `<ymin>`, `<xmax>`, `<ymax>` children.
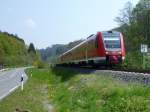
<box><xmin>102</xmin><ymin>31</ymin><xmax>125</xmax><ymax>65</ymax></box>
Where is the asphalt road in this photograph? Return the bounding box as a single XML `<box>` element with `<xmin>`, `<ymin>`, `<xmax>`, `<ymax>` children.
<box><xmin>0</xmin><ymin>68</ymin><xmax>28</xmax><ymax>100</ymax></box>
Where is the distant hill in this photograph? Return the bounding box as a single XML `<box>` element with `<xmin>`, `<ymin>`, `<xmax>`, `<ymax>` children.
<box><xmin>39</xmin><ymin>39</ymin><xmax>84</xmax><ymax>63</ymax></box>
<box><xmin>0</xmin><ymin>31</ymin><xmax>36</xmax><ymax>67</ymax></box>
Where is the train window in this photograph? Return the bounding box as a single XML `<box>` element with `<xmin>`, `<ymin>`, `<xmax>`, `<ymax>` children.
<box><xmin>103</xmin><ymin>32</ymin><xmax>121</xmax><ymax>49</ymax></box>
<box><xmin>104</xmin><ymin>39</ymin><xmax>121</xmax><ymax>49</ymax></box>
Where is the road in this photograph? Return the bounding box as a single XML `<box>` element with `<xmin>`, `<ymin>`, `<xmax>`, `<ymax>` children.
<box><xmin>0</xmin><ymin>68</ymin><xmax>28</xmax><ymax>100</ymax></box>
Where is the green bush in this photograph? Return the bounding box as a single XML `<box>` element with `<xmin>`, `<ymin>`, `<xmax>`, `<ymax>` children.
<box><xmin>33</xmin><ymin>60</ymin><xmax>45</xmax><ymax>68</ymax></box>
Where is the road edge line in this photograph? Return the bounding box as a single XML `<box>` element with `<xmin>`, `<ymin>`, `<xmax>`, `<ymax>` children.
<box><xmin>0</xmin><ymin>85</ymin><xmax>20</xmax><ymax>101</ymax></box>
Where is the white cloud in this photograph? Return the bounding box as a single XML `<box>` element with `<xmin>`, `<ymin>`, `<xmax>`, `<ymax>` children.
<box><xmin>25</xmin><ymin>18</ymin><xmax>37</xmax><ymax>29</ymax></box>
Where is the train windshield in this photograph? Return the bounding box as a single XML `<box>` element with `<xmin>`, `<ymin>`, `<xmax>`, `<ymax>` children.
<box><xmin>104</xmin><ymin>39</ymin><xmax>120</xmax><ymax>49</ymax></box>
<box><xmin>102</xmin><ymin>32</ymin><xmax>121</xmax><ymax>49</ymax></box>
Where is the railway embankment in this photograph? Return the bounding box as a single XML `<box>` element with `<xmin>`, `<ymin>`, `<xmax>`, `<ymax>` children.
<box><xmin>62</xmin><ymin>67</ymin><xmax>150</xmax><ymax>85</ymax></box>
<box><xmin>95</xmin><ymin>70</ymin><xmax>150</xmax><ymax>85</ymax></box>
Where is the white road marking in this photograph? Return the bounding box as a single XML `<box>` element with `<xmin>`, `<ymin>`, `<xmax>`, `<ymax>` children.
<box><xmin>9</xmin><ymin>85</ymin><xmax>20</xmax><ymax>93</ymax></box>
<box><xmin>0</xmin><ymin>85</ymin><xmax>19</xmax><ymax>100</ymax></box>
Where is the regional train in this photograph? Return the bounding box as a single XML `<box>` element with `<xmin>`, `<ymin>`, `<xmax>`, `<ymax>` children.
<box><xmin>57</xmin><ymin>31</ymin><xmax>125</xmax><ymax>67</ymax></box>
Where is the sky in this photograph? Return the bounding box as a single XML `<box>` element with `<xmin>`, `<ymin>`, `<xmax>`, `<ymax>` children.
<box><xmin>0</xmin><ymin>0</ymin><xmax>139</xmax><ymax>49</ymax></box>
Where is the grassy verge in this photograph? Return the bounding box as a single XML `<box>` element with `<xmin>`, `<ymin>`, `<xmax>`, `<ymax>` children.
<box><xmin>1</xmin><ymin>67</ymin><xmax>150</xmax><ymax>112</ymax></box>
<box><xmin>50</xmin><ymin>67</ymin><xmax>150</xmax><ymax>112</ymax></box>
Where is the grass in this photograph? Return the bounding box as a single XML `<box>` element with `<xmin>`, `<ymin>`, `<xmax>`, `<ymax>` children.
<box><xmin>50</xmin><ymin>67</ymin><xmax>150</xmax><ymax>112</ymax></box>
<box><xmin>1</xmin><ymin>67</ymin><xmax>150</xmax><ymax>112</ymax></box>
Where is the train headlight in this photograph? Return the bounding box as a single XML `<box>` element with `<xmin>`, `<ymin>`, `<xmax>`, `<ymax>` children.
<box><xmin>122</xmin><ymin>56</ymin><xmax>125</xmax><ymax>60</ymax></box>
<box><xmin>106</xmin><ymin>52</ymin><xmax>108</xmax><ymax>54</ymax></box>
<box><xmin>118</xmin><ymin>51</ymin><xmax>121</xmax><ymax>54</ymax></box>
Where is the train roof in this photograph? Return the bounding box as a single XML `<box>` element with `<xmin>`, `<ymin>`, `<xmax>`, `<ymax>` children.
<box><xmin>59</xmin><ymin>34</ymin><xmax>96</xmax><ymax>57</ymax></box>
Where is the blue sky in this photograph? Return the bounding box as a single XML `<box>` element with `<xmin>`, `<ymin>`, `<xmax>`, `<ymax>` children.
<box><xmin>0</xmin><ymin>0</ymin><xmax>139</xmax><ymax>48</ymax></box>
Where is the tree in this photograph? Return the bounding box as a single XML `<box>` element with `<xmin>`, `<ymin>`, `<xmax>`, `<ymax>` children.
<box><xmin>28</xmin><ymin>43</ymin><xmax>36</xmax><ymax>54</ymax></box>
<box><xmin>115</xmin><ymin>1</ymin><xmax>134</xmax><ymax>26</ymax></box>
<box><xmin>133</xmin><ymin>0</ymin><xmax>150</xmax><ymax>42</ymax></box>
<box><xmin>114</xmin><ymin>0</ymin><xmax>150</xmax><ymax>69</ymax></box>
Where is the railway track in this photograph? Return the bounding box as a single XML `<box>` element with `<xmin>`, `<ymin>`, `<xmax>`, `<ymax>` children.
<box><xmin>55</xmin><ymin>66</ymin><xmax>150</xmax><ymax>85</ymax></box>
<box><xmin>95</xmin><ymin>69</ymin><xmax>150</xmax><ymax>85</ymax></box>
<box><xmin>111</xmin><ymin>68</ymin><xmax>150</xmax><ymax>74</ymax></box>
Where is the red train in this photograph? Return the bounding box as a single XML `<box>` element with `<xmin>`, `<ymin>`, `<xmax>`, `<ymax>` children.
<box><xmin>57</xmin><ymin>31</ymin><xmax>125</xmax><ymax>66</ymax></box>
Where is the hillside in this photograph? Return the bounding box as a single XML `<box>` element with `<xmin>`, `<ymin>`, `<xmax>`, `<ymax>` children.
<box><xmin>0</xmin><ymin>31</ymin><xmax>35</xmax><ymax>67</ymax></box>
<box><xmin>39</xmin><ymin>39</ymin><xmax>84</xmax><ymax>63</ymax></box>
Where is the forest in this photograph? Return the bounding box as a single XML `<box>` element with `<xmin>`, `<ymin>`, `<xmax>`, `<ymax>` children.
<box><xmin>0</xmin><ymin>31</ymin><xmax>39</xmax><ymax>67</ymax></box>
